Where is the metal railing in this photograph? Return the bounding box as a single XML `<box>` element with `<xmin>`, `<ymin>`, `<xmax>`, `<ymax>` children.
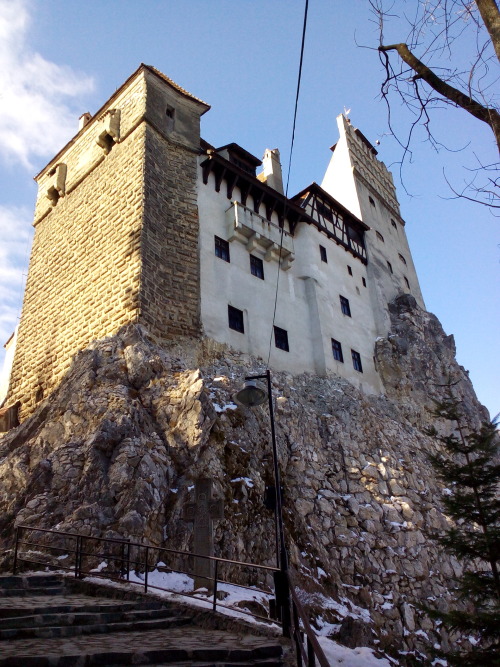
<box><xmin>13</xmin><ymin>525</ymin><xmax>329</xmax><ymax>666</ymax></box>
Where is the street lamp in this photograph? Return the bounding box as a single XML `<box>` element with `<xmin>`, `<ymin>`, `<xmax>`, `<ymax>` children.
<box><xmin>234</xmin><ymin>369</ymin><xmax>290</xmax><ymax>635</ymax></box>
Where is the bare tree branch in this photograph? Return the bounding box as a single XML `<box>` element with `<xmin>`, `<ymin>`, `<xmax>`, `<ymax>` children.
<box><xmin>378</xmin><ymin>41</ymin><xmax>500</xmax><ymax>149</ymax></box>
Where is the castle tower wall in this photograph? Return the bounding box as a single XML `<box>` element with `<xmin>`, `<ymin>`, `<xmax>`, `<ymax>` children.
<box><xmin>7</xmin><ymin>66</ymin><xmax>208</xmax><ymax>419</ymax></box>
<box><xmin>322</xmin><ymin>115</ymin><xmax>425</xmax><ymax>336</ymax></box>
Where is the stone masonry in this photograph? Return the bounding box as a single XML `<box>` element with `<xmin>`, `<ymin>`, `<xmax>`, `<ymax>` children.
<box><xmin>7</xmin><ymin>66</ymin><xmax>209</xmax><ymax>420</ymax></box>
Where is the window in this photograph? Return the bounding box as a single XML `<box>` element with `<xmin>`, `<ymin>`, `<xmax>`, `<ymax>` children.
<box><xmin>399</xmin><ymin>253</ymin><xmax>407</xmax><ymax>265</ymax></box>
<box><xmin>376</xmin><ymin>231</ymin><xmax>384</xmax><ymax>242</ymax></box>
<box><xmin>387</xmin><ymin>261</ymin><xmax>393</xmax><ymax>274</ymax></box>
<box><xmin>274</xmin><ymin>326</ymin><xmax>289</xmax><ymax>351</ymax></box>
<box><xmin>404</xmin><ymin>276</ymin><xmax>410</xmax><ymax>289</ymax></box>
<box><xmin>362</xmin><ymin>277</ymin><xmax>367</xmax><ymax>287</ymax></box>
<box><xmin>332</xmin><ymin>339</ymin><xmax>344</xmax><ymax>362</ymax></box>
<box><xmin>340</xmin><ymin>295</ymin><xmax>351</xmax><ymax>317</ymax></box>
<box><xmin>320</xmin><ymin>245</ymin><xmax>327</xmax><ymax>263</ymax></box>
<box><xmin>351</xmin><ymin>350</ymin><xmax>363</xmax><ymax>372</ymax></box>
<box><xmin>369</xmin><ymin>196</ymin><xmax>376</xmax><ymax>207</ymax></box>
<box><xmin>166</xmin><ymin>105</ymin><xmax>175</xmax><ymax>132</ymax></box>
<box><xmin>347</xmin><ymin>265</ymin><xmax>352</xmax><ymax>276</ymax></box>
<box><xmin>391</xmin><ymin>219</ymin><xmax>397</xmax><ymax>229</ymax></box>
<box><xmin>215</xmin><ymin>236</ymin><xmax>230</xmax><ymax>262</ymax></box>
<box><xmin>228</xmin><ymin>305</ymin><xmax>244</xmax><ymax>333</ymax></box>
<box><xmin>250</xmin><ymin>254</ymin><xmax>264</xmax><ymax>279</ymax></box>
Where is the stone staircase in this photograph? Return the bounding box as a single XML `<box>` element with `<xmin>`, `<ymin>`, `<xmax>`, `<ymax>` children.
<box><xmin>0</xmin><ymin>574</ymin><xmax>287</xmax><ymax>666</ymax></box>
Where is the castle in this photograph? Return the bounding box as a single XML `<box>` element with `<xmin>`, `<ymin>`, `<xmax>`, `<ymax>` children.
<box><xmin>1</xmin><ymin>64</ymin><xmax>424</xmax><ymax>421</ymax></box>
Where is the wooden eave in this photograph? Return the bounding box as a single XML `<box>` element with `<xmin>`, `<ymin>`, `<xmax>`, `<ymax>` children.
<box><xmin>214</xmin><ymin>143</ymin><xmax>262</xmax><ymax>167</ymax></box>
<box><xmin>291</xmin><ymin>182</ymin><xmax>370</xmax><ymax>232</ymax></box>
<box><xmin>200</xmin><ymin>152</ymin><xmax>311</xmax><ymax>230</ymax></box>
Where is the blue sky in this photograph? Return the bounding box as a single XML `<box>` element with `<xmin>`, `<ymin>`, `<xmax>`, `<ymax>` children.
<box><xmin>0</xmin><ymin>0</ymin><xmax>498</xmax><ymax>415</ymax></box>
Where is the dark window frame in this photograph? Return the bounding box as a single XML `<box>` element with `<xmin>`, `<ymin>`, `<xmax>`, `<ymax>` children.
<box><xmin>250</xmin><ymin>254</ymin><xmax>264</xmax><ymax>279</ymax></box>
<box><xmin>215</xmin><ymin>236</ymin><xmax>230</xmax><ymax>262</ymax></box>
<box><xmin>340</xmin><ymin>295</ymin><xmax>351</xmax><ymax>317</ymax></box>
<box><xmin>274</xmin><ymin>326</ymin><xmax>289</xmax><ymax>352</ymax></box>
<box><xmin>332</xmin><ymin>339</ymin><xmax>344</xmax><ymax>362</ymax></box>
<box><xmin>351</xmin><ymin>350</ymin><xmax>363</xmax><ymax>373</ymax></box>
<box><xmin>320</xmin><ymin>245</ymin><xmax>328</xmax><ymax>263</ymax></box>
<box><xmin>228</xmin><ymin>305</ymin><xmax>244</xmax><ymax>333</ymax></box>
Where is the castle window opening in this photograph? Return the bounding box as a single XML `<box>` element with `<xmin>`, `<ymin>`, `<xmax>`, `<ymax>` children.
<box><xmin>320</xmin><ymin>245</ymin><xmax>327</xmax><ymax>263</ymax></box>
<box><xmin>340</xmin><ymin>295</ymin><xmax>351</xmax><ymax>317</ymax></box>
<box><xmin>387</xmin><ymin>261</ymin><xmax>393</xmax><ymax>274</ymax></box>
<box><xmin>399</xmin><ymin>253</ymin><xmax>407</xmax><ymax>265</ymax></box>
<box><xmin>250</xmin><ymin>255</ymin><xmax>264</xmax><ymax>279</ymax></box>
<box><xmin>332</xmin><ymin>339</ymin><xmax>344</xmax><ymax>362</ymax></box>
<box><xmin>391</xmin><ymin>218</ymin><xmax>397</xmax><ymax>229</ymax></box>
<box><xmin>274</xmin><ymin>326</ymin><xmax>289</xmax><ymax>352</ymax></box>
<box><xmin>376</xmin><ymin>231</ymin><xmax>384</xmax><ymax>242</ymax></box>
<box><xmin>351</xmin><ymin>350</ymin><xmax>363</xmax><ymax>372</ymax></box>
<box><xmin>362</xmin><ymin>277</ymin><xmax>367</xmax><ymax>287</ymax></box>
<box><xmin>347</xmin><ymin>265</ymin><xmax>352</xmax><ymax>276</ymax></box>
<box><xmin>228</xmin><ymin>305</ymin><xmax>244</xmax><ymax>333</ymax></box>
<box><xmin>166</xmin><ymin>105</ymin><xmax>175</xmax><ymax>132</ymax></box>
<box><xmin>404</xmin><ymin>276</ymin><xmax>410</xmax><ymax>289</ymax></box>
<box><xmin>215</xmin><ymin>236</ymin><xmax>230</xmax><ymax>262</ymax></box>
<box><xmin>369</xmin><ymin>196</ymin><xmax>376</xmax><ymax>207</ymax></box>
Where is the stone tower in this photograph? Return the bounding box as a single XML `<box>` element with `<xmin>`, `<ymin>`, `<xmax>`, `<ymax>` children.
<box><xmin>322</xmin><ymin>114</ymin><xmax>424</xmax><ymax>335</ymax></box>
<box><xmin>6</xmin><ymin>65</ymin><xmax>209</xmax><ymax>419</ymax></box>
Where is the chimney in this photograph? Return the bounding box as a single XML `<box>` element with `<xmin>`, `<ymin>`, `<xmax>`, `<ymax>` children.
<box><xmin>258</xmin><ymin>148</ymin><xmax>284</xmax><ymax>194</ymax></box>
<box><xmin>79</xmin><ymin>112</ymin><xmax>92</xmax><ymax>131</ymax></box>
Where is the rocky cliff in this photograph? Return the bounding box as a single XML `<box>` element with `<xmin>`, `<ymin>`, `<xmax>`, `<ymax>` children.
<box><xmin>0</xmin><ymin>295</ymin><xmax>489</xmax><ymax>662</ymax></box>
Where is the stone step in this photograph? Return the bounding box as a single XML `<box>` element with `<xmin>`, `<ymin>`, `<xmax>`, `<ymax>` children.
<box><xmin>0</xmin><ymin>614</ymin><xmax>192</xmax><ymax>640</ymax></box>
<box><xmin>0</xmin><ymin>597</ymin><xmax>165</xmax><ymax>619</ymax></box>
<box><xmin>1</xmin><ymin>605</ymin><xmax>179</xmax><ymax>630</ymax></box>
<box><xmin>0</xmin><ymin>627</ymin><xmax>284</xmax><ymax>666</ymax></box>
<box><xmin>0</xmin><ymin>586</ymin><xmax>66</xmax><ymax>597</ymax></box>
<box><xmin>0</xmin><ymin>575</ymin><xmax>64</xmax><ymax>589</ymax></box>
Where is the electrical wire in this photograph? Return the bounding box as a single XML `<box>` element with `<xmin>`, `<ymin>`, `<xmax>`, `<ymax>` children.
<box><xmin>266</xmin><ymin>0</ymin><xmax>309</xmax><ymax>367</ymax></box>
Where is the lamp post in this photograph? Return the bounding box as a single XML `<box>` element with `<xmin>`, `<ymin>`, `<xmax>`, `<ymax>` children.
<box><xmin>234</xmin><ymin>369</ymin><xmax>290</xmax><ymax>635</ymax></box>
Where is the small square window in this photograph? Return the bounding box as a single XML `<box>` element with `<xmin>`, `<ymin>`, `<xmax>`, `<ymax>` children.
<box><xmin>274</xmin><ymin>326</ymin><xmax>289</xmax><ymax>352</ymax></box>
<box><xmin>387</xmin><ymin>261</ymin><xmax>393</xmax><ymax>274</ymax></box>
<box><xmin>332</xmin><ymin>339</ymin><xmax>344</xmax><ymax>362</ymax></box>
<box><xmin>340</xmin><ymin>295</ymin><xmax>351</xmax><ymax>317</ymax></box>
<box><xmin>369</xmin><ymin>196</ymin><xmax>376</xmax><ymax>207</ymax></box>
<box><xmin>351</xmin><ymin>350</ymin><xmax>363</xmax><ymax>373</ymax></box>
<box><xmin>320</xmin><ymin>245</ymin><xmax>327</xmax><ymax>263</ymax></box>
<box><xmin>347</xmin><ymin>265</ymin><xmax>352</xmax><ymax>276</ymax></box>
<box><xmin>362</xmin><ymin>277</ymin><xmax>367</xmax><ymax>287</ymax></box>
<box><xmin>391</xmin><ymin>219</ymin><xmax>397</xmax><ymax>229</ymax></box>
<box><xmin>398</xmin><ymin>253</ymin><xmax>407</xmax><ymax>265</ymax></box>
<box><xmin>228</xmin><ymin>305</ymin><xmax>244</xmax><ymax>333</ymax></box>
<box><xmin>404</xmin><ymin>276</ymin><xmax>410</xmax><ymax>289</ymax></box>
<box><xmin>215</xmin><ymin>236</ymin><xmax>230</xmax><ymax>262</ymax></box>
<box><xmin>250</xmin><ymin>254</ymin><xmax>264</xmax><ymax>279</ymax></box>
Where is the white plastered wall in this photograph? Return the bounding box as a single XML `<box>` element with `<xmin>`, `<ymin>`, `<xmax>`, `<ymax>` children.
<box><xmin>197</xmin><ymin>163</ymin><xmax>383</xmax><ymax>393</ymax></box>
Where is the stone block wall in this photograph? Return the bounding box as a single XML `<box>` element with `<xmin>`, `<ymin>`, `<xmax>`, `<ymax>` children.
<box><xmin>7</xmin><ymin>66</ymin><xmax>206</xmax><ymax>419</ymax></box>
<box><xmin>8</xmin><ymin>121</ymin><xmax>146</xmax><ymax>419</ymax></box>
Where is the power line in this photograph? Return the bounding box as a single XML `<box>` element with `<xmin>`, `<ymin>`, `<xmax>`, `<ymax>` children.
<box><xmin>267</xmin><ymin>0</ymin><xmax>309</xmax><ymax>367</ymax></box>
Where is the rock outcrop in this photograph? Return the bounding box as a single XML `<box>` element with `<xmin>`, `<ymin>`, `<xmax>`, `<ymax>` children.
<box><xmin>0</xmin><ymin>296</ymin><xmax>489</xmax><ymax>662</ymax></box>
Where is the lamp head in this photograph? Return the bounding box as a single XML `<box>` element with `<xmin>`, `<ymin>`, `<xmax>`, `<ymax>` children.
<box><xmin>233</xmin><ymin>379</ymin><xmax>267</xmax><ymax>407</ymax></box>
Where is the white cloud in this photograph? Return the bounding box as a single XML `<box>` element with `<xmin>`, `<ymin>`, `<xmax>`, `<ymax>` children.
<box><xmin>0</xmin><ymin>0</ymin><xmax>94</xmax><ymax>168</ymax></box>
<box><xmin>0</xmin><ymin>205</ymin><xmax>33</xmax><ymax>351</ymax></box>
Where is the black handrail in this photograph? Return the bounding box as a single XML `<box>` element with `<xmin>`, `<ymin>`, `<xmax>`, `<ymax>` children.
<box><xmin>13</xmin><ymin>525</ymin><xmax>329</xmax><ymax>666</ymax></box>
